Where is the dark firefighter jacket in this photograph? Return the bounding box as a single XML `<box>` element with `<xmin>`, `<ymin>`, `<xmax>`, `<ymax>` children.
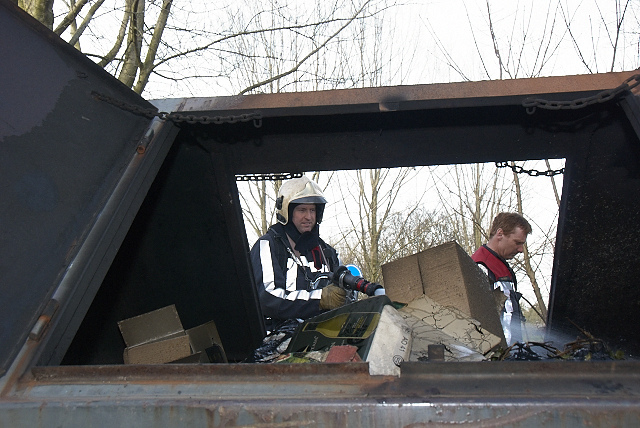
<box><xmin>250</xmin><ymin>223</ymin><xmax>339</xmax><ymax>325</ymax></box>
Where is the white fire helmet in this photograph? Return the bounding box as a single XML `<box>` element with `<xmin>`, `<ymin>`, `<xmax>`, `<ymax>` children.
<box><xmin>276</xmin><ymin>176</ymin><xmax>327</xmax><ymax>225</ymax></box>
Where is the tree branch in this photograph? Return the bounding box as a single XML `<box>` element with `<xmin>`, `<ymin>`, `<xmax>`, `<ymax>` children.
<box><xmin>237</xmin><ymin>0</ymin><xmax>373</xmax><ymax>95</ymax></box>
<box><xmin>97</xmin><ymin>3</ymin><xmax>130</xmax><ymax>68</ymax></box>
<box><xmin>54</xmin><ymin>0</ymin><xmax>88</xmax><ymax>35</ymax></box>
<box><xmin>67</xmin><ymin>0</ymin><xmax>106</xmax><ymax>47</ymax></box>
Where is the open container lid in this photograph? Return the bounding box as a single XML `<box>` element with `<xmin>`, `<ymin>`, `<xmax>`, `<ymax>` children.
<box><xmin>0</xmin><ymin>1</ymin><xmax>163</xmax><ymax>375</ymax></box>
<box><xmin>0</xmin><ymin>1</ymin><xmax>263</xmax><ymax>376</ymax></box>
<box><xmin>4</xmin><ymin>0</ymin><xmax>640</xmax><ymax>379</ymax></box>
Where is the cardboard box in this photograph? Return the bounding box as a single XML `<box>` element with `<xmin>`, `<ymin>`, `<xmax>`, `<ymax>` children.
<box><xmin>398</xmin><ymin>310</ymin><xmax>486</xmax><ymax>362</ymax></box>
<box><xmin>118</xmin><ymin>304</ymin><xmax>185</xmax><ymax>347</ymax></box>
<box><xmin>399</xmin><ymin>295</ymin><xmax>502</xmax><ymax>356</ymax></box>
<box><xmin>169</xmin><ymin>351</ymin><xmax>211</xmax><ymax>364</ymax></box>
<box><xmin>382</xmin><ymin>241</ymin><xmax>505</xmax><ymax>345</ymax></box>
<box><xmin>118</xmin><ymin>304</ymin><xmax>227</xmax><ymax>364</ymax></box>
<box><xmin>186</xmin><ymin>320</ymin><xmax>228</xmax><ymax>363</ymax></box>
<box><xmin>123</xmin><ymin>334</ymin><xmax>192</xmax><ymax>365</ymax></box>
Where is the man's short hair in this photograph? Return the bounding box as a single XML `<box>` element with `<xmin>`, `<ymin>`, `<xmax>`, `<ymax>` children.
<box><xmin>489</xmin><ymin>212</ymin><xmax>532</xmax><ymax>238</ymax></box>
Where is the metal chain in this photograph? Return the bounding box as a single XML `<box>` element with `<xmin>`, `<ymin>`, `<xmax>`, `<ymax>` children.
<box><xmin>93</xmin><ymin>91</ymin><xmax>298</xmax><ymax>182</ymax></box>
<box><xmin>522</xmin><ymin>73</ymin><xmax>640</xmax><ymax>115</ymax></box>
<box><xmin>92</xmin><ymin>91</ymin><xmax>263</xmax><ymax>127</ymax></box>
<box><xmin>236</xmin><ymin>172</ymin><xmax>304</xmax><ymax>182</ymax></box>
<box><xmin>495</xmin><ymin>161</ymin><xmax>564</xmax><ymax>177</ymax></box>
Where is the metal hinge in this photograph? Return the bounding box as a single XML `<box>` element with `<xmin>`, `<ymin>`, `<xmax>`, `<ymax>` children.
<box><xmin>29</xmin><ymin>299</ymin><xmax>60</xmax><ymax>342</ymax></box>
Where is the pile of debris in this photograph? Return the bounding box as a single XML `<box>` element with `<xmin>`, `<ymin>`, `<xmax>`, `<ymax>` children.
<box><xmin>248</xmin><ymin>241</ymin><xmax>505</xmax><ymax>373</ymax></box>
<box><xmin>383</xmin><ymin>241</ymin><xmax>507</xmax><ymax>362</ymax></box>
<box><xmin>384</xmin><ymin>241</ymin><xmax>626</xmax><ymax>363</ymax></box>
<box><xmin>246</xmin><ymin>240</ymin><xmax>628</xmax><ymax>375</ymax></box>
<box><xmin>493</xmin><ymin>334</ymin><xmax>626</xmax><ymax>361</ymax></box>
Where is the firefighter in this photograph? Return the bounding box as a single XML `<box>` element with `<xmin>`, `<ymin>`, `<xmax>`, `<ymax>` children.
<box><xmin>250</xmin><ymin>176</ymin><xmax>347</xmax><ymax>331</ymax></box>
<box><xmin>472</xmin><ymin>212</ymin><xmax>532</xmax><ymax>345</ymax></box>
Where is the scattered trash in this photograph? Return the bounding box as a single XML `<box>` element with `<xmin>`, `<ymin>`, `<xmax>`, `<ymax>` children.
<box><xmin>490</xmin><ymin>324</ymin><xmax>626</xmax><ymax>362</ymax></box>
<box><xmin>245</xmin><ymin>319</ymin><xmax>302</xmax><ymax>363</ymax></box>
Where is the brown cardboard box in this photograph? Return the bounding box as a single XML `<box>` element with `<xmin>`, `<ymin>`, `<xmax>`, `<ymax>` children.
<box><xmin>123</xmin><ymin>334</ymin><xmax>192</xmax><ymax>364</ymax></box>
<box><xmin>186</xmin><ymin>320</ymin><xmax>228</xmax><ymax>363</ymax></box>
<box><xmin>118</xmin><ymin>305</ymin><xmax>192</xmax><ymax>364</ymax></box>
<box><xmin>380</xmin><ymin>253</ymin><xmax>424</xmax><ymax>303</ymax></box>
<box><xmin>118</xmin><ymin>304</ymin><xmax>185</xmax><ymax>347</ymax></box>
<box><xmin>382</xmin><ymin>241</ymin><xmax>505</xmax><ymax>345</ymax></box>
<box><xmin>169</xmin><ymin>351</ymin><xmax>211</xmax><ymax>364</ymax></box>
<box><xmin>118</xmin><ymin>305</ymin><xmax>227</xmax><ymax>364</ymax></box>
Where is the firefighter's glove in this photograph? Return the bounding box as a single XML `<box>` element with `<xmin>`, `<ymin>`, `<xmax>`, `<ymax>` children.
<box><xmin>356</xmin><ymin>292</ymin><xmax>369</xmax><ymax>301</ymax></box>
<box><xmin>319</xmin><ymin>285</ymin><xmax>347</xmax><ymax>310</ymax></box>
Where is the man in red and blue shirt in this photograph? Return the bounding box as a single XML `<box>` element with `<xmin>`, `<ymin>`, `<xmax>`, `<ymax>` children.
<box><xmin>472</xmin><ymin>212</ymin><xmax>532</xmax><ymax>345</ymax></box>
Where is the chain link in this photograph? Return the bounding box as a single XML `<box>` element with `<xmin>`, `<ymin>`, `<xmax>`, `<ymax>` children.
<box><xmin>94</xmin><ymin>91</ymin><xmax>296</xmax><ymax>182</ymax></box>
<box><xmin>495</xmin><ymin>161</ymin><xmax>564</xmax><ymax>177</ymax></box>
<box><xmin>92</xmin><ymin>91</ymin><xmax>263</xmax><ymax>127</ymax></box>
<box><xmin>522</xmin><ymin>73</ymin><xmax>640</xmax><ymax>115</ymax></box>
<box><xmin>236</xmin><ymin>172</ymin><xmax>304</xmax><ymax>182</ymax></box>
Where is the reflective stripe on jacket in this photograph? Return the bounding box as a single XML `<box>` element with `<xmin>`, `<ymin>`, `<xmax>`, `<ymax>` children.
<box><xmin>250</xmin><ymin>224</ymin><xmax>338</xmax><ymax>322</ymax></box>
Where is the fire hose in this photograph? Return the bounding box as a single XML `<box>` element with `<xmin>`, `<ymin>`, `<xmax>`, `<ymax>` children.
<box><xmin>331</xmin><ymin>265</ymin><xmax>386</xmax><ymax>296</ymax></box>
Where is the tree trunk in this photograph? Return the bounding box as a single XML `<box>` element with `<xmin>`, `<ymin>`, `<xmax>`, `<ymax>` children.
<box><xmin>472</xmin><ymin>163</ymin><xmax>484</xmax><ymax>250</ymax></box>
<box><xmin>369</xmin><ymin>169</ymin><xmax>381</xmax><ymax>281</ymax></box>
<box><xmin>545</xmin><ymin>159</ymin><xmax>562</xmax><ymax>207</ymax></box>
<box><xmin>133</xmin><ymin>0</ymin><xmax>173</xmax><ymax>94</ymax></box>
<box><xmin>512</xmin><ymin>164</ymin><xmax>548</xmax><ymax>322</ymax></box>
<box><xmin>118</xmin><ymin>0</ymin><xmax>145</xmax><ymax>88</ymax></box>
<box><xmin>19</xmin><ymin>0</ymin><xmax>54</xmax><ymax>29</ymax></box>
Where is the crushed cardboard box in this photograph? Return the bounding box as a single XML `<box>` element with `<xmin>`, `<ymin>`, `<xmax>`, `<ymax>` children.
<box><xmin>399</xmin><ymin>310</ymin><xmax>485</xmax><ymax>362</ymax></box>
<box><xmin>118</xmin><ymin>304</ymin><xmax>226</xmax><ymax>364</ymax></box>
<box><xmin>382</xmin><ymin>240</ymin><xmax>506</xmax><ymax>347</ymax></box>
<box><xmin>365</xmin><ymin>304</ymin><xmax>412</xmax><ymax>376</ymax></box>
<box><xmin>398</xmin><ymin>295</ymin><xmax>502</xmax><ymax>360</ymax></box>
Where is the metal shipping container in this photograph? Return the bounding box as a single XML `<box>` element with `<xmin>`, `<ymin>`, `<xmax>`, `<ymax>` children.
<box><xmin>1</xmin><ymin>1</ymin><xmax>640</xmax><ymax>426</ymax></box>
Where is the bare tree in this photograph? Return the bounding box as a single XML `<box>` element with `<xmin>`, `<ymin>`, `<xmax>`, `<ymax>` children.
<box><xmin>334</xmin><ymin>168</ymin><xmax>421</xmax><ymax>283</ymax></box>
<box><xmin>218</xmin><ymin>0</ymin><xmax>397</xmax><ymax>95</ymax></box>
<box><xmin>422</xmin><ymin>0</ymin><xmax>568</xmax><ymax>81</ymax></box>
<box><xmin>20</xmin><ymin>0</ymin><xmax>173</xmax><ymax>94</ymax></box>
<box><xmin>422</xmin><ymin>0</ymin><xmax>638</xmax><ymax>83</ymax></box>
<box><xmin>560</xmin><ymin>0</ymin><xmax>636</xmax><ymax>73</ymax></box>
<box><xmin>239</xmin><ymin>179</ymin><xmax>281</xmax><ymax>240</ymax></box>
<box><xmin>511</xmin><ymin>163</ymin><xmax>547</xmax><ymax>320</ymax></box>
<box><xmin>20</xmin><ymin>0</ymin><xmax>396</xmax><ymax>96</ymax></box>
<box><xmin>376</xmin><ymin>208</ymin><xmax>455</xmax><ymax>262</ymax></box>
<box><xmin>429</xmin><ymin>163</ymin><xmax>514</xmax><ymax>255</ymax></box>
<box><xmin>229</xmin><ymin>0</ymin><xmax>405</xmax><ymax>254</ymax></box>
